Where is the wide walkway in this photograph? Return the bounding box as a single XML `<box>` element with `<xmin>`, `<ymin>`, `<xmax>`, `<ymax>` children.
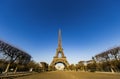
<box><xmin>15</xmin><ymin>71</ymin><xmax>120</xmax><ymax>79</ymax></box>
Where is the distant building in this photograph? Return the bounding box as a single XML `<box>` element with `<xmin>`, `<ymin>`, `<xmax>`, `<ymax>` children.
<box><xmin>86</xmin><ymin>60</ymin><xmax>93</xmax><ymax>64</ymax></box>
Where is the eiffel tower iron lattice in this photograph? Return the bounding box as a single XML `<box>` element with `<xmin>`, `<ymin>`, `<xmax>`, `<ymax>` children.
<box><xmin>50</xmin><ymin>29</ymin><xmax>69</xmax><ymax>69</ymax></box>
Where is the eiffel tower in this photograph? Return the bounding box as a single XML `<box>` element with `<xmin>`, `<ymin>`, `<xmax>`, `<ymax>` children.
<box><xmin>50</xmin><ymin>29</ymin><xmax>69</xmax><ymax>69</ymax></box>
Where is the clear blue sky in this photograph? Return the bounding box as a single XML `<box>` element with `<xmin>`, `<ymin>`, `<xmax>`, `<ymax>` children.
<box><xmin>0</xmin><ymin>0</ymin><xmax>120</xmax><ymax>64</ymax></box>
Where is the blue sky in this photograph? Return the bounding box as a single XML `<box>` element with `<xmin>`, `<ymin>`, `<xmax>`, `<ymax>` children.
<box><xmin>0</xmin><ymin>0</ymin><xmax>120</xmax><ymax>64</ymax></box>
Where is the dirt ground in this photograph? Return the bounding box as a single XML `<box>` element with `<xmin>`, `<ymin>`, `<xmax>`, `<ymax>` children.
<box><xmin>15</xmin><ymin>71</ymin><xmax>120</xmax><ymax>79</ymax></box>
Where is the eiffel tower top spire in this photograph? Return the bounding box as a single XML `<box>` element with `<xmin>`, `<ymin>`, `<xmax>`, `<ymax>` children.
<box><xmin>58</xmin><ymin>29</ymin><xmax>62</xmax><ymax>48</ymax></box>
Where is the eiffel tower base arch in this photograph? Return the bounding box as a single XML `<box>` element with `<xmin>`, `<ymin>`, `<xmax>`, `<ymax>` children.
<box><xmin>50</xmin><ymin>57</ymin><xmax>69</xmax><ymax>70</ymax></box>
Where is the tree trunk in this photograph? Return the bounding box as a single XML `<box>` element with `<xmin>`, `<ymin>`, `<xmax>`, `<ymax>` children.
<box><xmin>4</xmin><ymin>63</ymin><xmax>10</xmax><ymax>73</ymax></box>
<box><xmin>14</xmin><ymin>66</ymin><xmax>18</xmax><ymax>73</ymax></box>
<box><xmin>111</xmin><ymin>68</ymin><xmax>115</xmax><ymax>73</ymax></box>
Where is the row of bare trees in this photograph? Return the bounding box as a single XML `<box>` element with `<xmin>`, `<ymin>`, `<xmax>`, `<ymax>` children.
<box><xmin>76</xmin><ymin>47</ymin><xmax>120</xmax><ymax>72</ymax></box>
<box><xmin>93</xmin><ymin>47</ymin><xmax>120</xmax><ymax>72</ymax></box>
<box><xmin>0</xmin><ymin>40</ymin><xmax>31</xmax><ymax>73</ymax></box>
